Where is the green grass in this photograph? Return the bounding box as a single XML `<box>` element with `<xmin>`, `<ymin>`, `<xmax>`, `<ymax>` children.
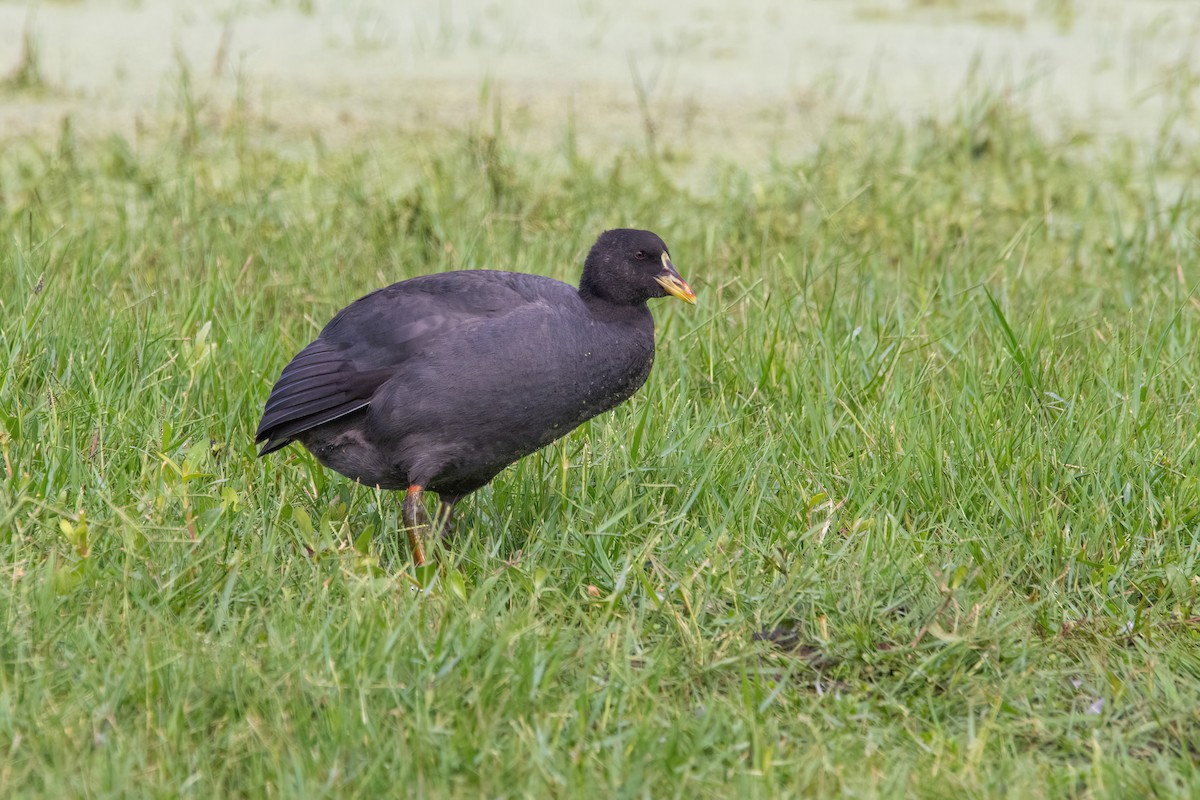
<box><xmin>2</xmin><ymin>91</ymin><xmax>1200</xmax><ymax>797</ymax></box>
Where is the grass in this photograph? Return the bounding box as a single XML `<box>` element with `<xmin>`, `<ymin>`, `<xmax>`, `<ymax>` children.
<box><xmin>1</xmin><ymin>87</ymin><xmax>1199</xmax><ymax>797</ymax></box>
<box><xmin>2</xmin><ymin>19</ymin><xmax>48</xmax><ymax>94</ymax></box>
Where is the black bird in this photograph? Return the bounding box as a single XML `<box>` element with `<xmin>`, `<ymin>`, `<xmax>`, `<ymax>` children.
<box><xmin>255</xmin><ymin>229</ymin><xmax>695</xmax><ymax>565</ymax></box>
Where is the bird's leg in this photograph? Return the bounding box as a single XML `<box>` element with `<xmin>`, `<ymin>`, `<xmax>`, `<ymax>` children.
<box><xmin>434</xmin><ymin>496</ymin><xmax>460</xmax><ymax>541</ymax></box>
<box><xmin>402</xmin><ymin>485</ymin><xmax>430</xmax><ymax>566</ymax></box>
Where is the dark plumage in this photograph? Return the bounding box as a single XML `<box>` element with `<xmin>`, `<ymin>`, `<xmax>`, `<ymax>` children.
<box><xmin>255</xmin><ymin>229</ymin><xmax>695</xmax><ymax>564</ymax></box>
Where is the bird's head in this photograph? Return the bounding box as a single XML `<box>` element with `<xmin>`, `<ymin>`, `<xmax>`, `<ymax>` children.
<box><xmin>580</xmin><ymin>228</ymin><xmax>696</xmax><ymax>307</ymax></box>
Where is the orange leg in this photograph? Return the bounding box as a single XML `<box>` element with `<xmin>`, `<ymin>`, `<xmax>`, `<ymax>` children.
<box><xmin>402</xmin><ymin>484</ymin><xmax>430</xmax><ymax>566</ymax></box>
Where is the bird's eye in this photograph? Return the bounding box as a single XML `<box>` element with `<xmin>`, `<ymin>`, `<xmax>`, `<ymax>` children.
<box><xmin>634</xmin><ymin>251</ymin><xmax>647</xmax><ymax>260</ymax></box>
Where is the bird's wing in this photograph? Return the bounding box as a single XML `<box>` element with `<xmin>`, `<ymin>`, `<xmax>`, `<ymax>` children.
<box><xmin>255</xmin><ymin>272</ymin><xmax>562</xmax><ymax>454</ymax></box>
<box><xmin>254</xmin><ymin>337</ymin><xmax>388</xmax><ymax>452</ymax></box>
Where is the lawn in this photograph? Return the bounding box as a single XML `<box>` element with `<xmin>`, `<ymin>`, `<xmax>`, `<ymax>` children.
<box><xmin>2</xmin><ymin>90</ymin><xmax>1199</xmax><ymax>797</ymax></box>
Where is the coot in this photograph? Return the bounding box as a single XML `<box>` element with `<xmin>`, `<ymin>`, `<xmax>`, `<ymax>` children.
<box><xmin>256</xmin><ymin>229</ymin><xmax>695</xmax><ymax>565</ymax></box>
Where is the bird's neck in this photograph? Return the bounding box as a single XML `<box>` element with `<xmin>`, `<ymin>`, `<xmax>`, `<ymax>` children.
<box><xmin>578</xmin><ymin>274</ymin><xmax>646</xmax><ymax>308</ymax></box>
<box><xmin>577</xmin><ymin>290</ymin><xmax>654</xmax><ymax>329</ymax></box>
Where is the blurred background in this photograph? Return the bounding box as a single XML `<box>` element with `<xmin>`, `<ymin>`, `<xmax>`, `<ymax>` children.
<box><xmin>3</xmin><ymin>0</ymin><xmax>1198</xmax><ymax>160</ymax></box>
